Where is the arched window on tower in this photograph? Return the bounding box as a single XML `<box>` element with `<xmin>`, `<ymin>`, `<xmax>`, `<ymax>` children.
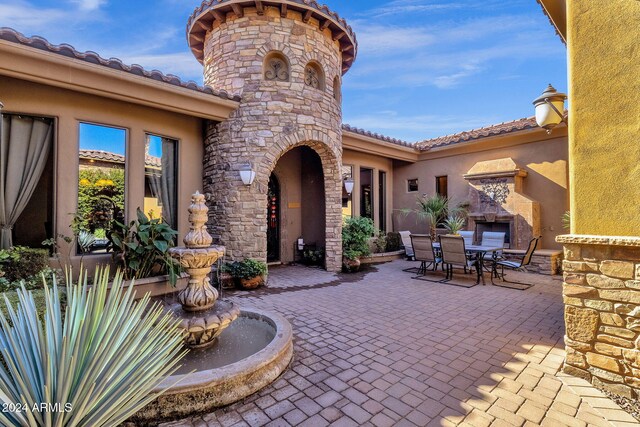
<box><xmin>264</xmin><ymin>51</ymin><xmax>290</xmax><ymax>82</ymax></box>
<box><xmin>333</xmin><ymin>76</ymin><xmax>341</xmax><ymax>103</ymax></box>
<box><xmin>304</xmin><ymin>62</ymin><xmax>325</xmax><ymax>90</ymax></box>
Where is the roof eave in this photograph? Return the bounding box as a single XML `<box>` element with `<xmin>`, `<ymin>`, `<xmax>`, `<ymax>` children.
<box><xmin>0</xmin><ymin>40</ymin><xmax>239</xmax><ymax>121</ymax></box>
<box><xmin>536</xmin><ymin>0</ymin><xmax>567</xmax><ymax>44</ymax></box>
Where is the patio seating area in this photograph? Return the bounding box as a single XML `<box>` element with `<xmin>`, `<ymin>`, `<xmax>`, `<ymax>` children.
<box><xmin>163</xmin><ymin>261</ymin><xmax>635</xmax><ymax>427</ymax></box>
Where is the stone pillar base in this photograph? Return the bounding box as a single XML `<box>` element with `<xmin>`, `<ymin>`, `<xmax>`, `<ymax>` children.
<box><xmin>557</xmin><ymin>234</ymin><xmax>640</xmax><ymax>399</ymax></box>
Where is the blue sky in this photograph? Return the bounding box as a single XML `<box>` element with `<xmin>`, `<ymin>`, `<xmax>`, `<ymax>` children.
<box><xmin>1</xmin><ymin>0</ymin><xmax>567</xmax><ymax>142</ymax></box>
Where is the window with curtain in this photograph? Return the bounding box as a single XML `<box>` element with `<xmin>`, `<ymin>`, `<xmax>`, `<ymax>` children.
<box><xmin>77</xmin><ymin>123</ymin><xmax>126</xmax><ymax>254</ymax></box>
<box><xmin>0</xmin><ymin>113</ymin><xmax>54</xmax><ymax>249</ymax></box>
<box><xmin>144</xmin><ymin>134</ymin><xmax>178</xmax><ymax>231</ymax></box>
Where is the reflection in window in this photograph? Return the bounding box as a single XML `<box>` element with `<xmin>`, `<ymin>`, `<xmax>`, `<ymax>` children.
<box><xmin>379</xmin><ymin>171</ymin><xmax>387</xmax><ymax>232</ymax></box>
<box><xmin>407</xmin><ymin>178</ymin><xmax>419</xmax><ymax>193</ymax></box>
<box><xmin>144</xmin><ymin>135</ymin><xmax>178</xmax><ymax>230</ymax></box>
<box><xmin>342</xmin><ymin>165</ymin><xmax>353</xmax><ymax>220</ymax></box>
<box><xmin>360</xmin><ymin>167</ymin><xmax>373</xmax><ymax>220</ymax></box>
<box><xmin>78</xmin><ymin>123</ymin><xmax>126</xmax><ymax>254</ymax></box>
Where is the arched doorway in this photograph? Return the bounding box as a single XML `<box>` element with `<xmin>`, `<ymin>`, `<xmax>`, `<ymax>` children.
<box><xmin>267</xmin><ymin>173</ymin><xmax>280</xmax><ymax>262</ymax></box>
<box><xmin>269</xmin><ymin>146</ymin><xmax>326</xmax><ymax>266</ymax></box>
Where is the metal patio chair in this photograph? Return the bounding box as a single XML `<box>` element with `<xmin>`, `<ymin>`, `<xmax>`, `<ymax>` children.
<box><xmin>459</xmin><ymin>230</ymin><xmax>474</xmax><ymax>246</ymax></box>
<box><xmin>410</xmin><ymin>234</ymin><xmax>442</xmax><ymax>275</ymax></box>
<box><xmin>491</xmin><ymin>236</ymin><xmax>540</xmax><ymax>290</ymax></box>
<box><xmin>439</xmin><ymin>235</ymin><xmax>479</xmax><ymax>286</ymax></box>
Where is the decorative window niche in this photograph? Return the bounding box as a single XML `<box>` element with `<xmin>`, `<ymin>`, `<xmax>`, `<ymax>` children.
<box><xmin>304</xmin><ymin>62</ymin><xmax>325</xmax><ymax>90</ymax></box>
<box><xmin>264</xmin><ymin>51</ymin><xmax>290</xmax><ymax>82</ymax></box>
<box><xmin>333</xmin><ymin>76</ymin><xmax>341</xmax><ymax>103</ymax></box>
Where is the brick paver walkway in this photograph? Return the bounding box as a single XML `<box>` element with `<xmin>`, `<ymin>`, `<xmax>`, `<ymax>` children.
<box><xmin>161</xmin><ymin>260</ymin><xmax>635</xmax><ymax>427</ymax></box>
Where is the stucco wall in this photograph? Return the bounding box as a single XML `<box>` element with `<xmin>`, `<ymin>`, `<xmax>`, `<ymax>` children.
<box><xmin>0</xmin><ymin>76</ymin><xmax>205</xmax><ymax>269</ymax></box>
<box><xmin>567</xmin><ymin>0</ymin><xmax>640</xmax><ymax>236</ymax></box>
<box><xmin>393</xmin><ymin>132</ymin><xmax>568</xmax><ymax>249</ymax></box>
<box><xmin>342</xmin><ymin>149</ymin><xmax>394</xmax><ymax>231</ymax></box>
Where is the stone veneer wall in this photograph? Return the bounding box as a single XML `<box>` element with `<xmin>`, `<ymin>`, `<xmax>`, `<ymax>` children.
<box><xmin>201</xmin><ymin>6</ymin><xmax>344</xmax><ymax>271</ymax></box>
<box><xmin>558</xmin><ymin>235</ymin><xmax>640</xmax><ymax>399</ymax></box>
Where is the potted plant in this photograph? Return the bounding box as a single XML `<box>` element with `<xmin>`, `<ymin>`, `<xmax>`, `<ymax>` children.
<box><xmin>219</xmin><ymin>262</ymin><xmax>237</xmax><ymax>289</ymax></box>
<box><xmin>302</xmin><ymin>248</ymin><xmax>325</xmax><ymax>266</ymax></box>
<box><xmin>400</xmin><ymin>194</ymin><xmax>469</xmax><ymax>238</ymax></box>
<box><xmin>443</xmin><ymin>215</ymin><xmax>466</xmax><ymax>235</ymax></box>
<box><xmin>342</xmin><ymin>217</ymin><xmax>375</xmax><ymax>272</ymax></box>
<box><xmin>231</xmin><ymin>259</ymin><xmax>268</xmax><ymax>290</ymax></box>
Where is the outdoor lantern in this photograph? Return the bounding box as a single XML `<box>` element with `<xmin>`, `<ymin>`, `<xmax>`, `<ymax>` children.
<box><xmin>532</xmin><ymin>84</ymin><xmax>567</xmax><ymax>133</ymax></box>
<box><xmin>239</xmin><ymin>163</ymin><xmax>256</xmax><ymax>186</ymax></box>
<box><xmin>344</xmin><ymin>178</ymin><xmax>355</xmax><ymax>195</ymax></box>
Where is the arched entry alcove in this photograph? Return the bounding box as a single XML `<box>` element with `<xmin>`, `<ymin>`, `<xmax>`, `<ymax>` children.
<box><xmin>269</xmin><ymin>146</ymin><xmax>326</xmax><ymax>265</ymax></box>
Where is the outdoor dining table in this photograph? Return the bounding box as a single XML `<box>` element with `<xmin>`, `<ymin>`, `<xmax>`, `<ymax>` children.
<box><xmin>432</xmin><ymin>242</ymin><xmax>503</xmax><ymax>285</ymax></box>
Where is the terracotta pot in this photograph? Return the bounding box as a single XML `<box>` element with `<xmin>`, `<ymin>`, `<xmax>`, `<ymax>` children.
<box><xmin>342</xmin><ymin>257</ymin><xmax>361</xmax><ymax>273</ymax></box>
<box><xmin>240</xmin><ymin>275</ymin><xmax>265</xmax><ymax>290</ymax></box>
<box><xmin>219</xmin><ymin>272</ymin><xmax>236</xmax><ymax>289</ymax></box>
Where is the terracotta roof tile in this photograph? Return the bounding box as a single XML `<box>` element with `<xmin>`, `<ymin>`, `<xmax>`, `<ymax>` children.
<box><xmin>79</xmin><ymin>150</ymin><xmax>161</xmax><ymax>168</ymax></box>
<box><xmin>0</xmin><ymin>27</ymin><xmax>241</xmax><ymax>102</ymax></box>
<box><xmin>342</xmin><ymin>124</ymin><xmax>413</xmax><ymax>147</ymax></box>
<box><xmin>415</xmin><ymin>117</ymin><xmax>539</xmax><ymax>151</ymax></box>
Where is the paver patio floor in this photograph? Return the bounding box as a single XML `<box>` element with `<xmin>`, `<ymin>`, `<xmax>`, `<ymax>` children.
<box><xmin>162</xmin><ymin>260</ymin><xmax>635</xmax><ymax>427</ymax></box>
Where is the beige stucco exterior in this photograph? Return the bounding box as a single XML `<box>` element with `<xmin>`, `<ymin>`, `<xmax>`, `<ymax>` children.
<box><xmin>394</xmin><ymin>127</ymin><xmax>568</xmax><ymax>249</ymax></box>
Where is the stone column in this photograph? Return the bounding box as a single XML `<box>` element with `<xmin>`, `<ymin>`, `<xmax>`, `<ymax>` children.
<box><xmin>558</xmin><ymin>235</ymin><xmax>640</xmax><ymax>399</ymax></box>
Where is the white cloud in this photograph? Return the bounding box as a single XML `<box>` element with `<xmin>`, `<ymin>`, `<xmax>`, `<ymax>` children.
<box><xmin>118</xmin><ymin>52</ymin><xmax>203</xmax><ymax>83</ymax></box>
<box><xmin>0</xmin><ymin>3</ymin><xmax>69</xmax><ymax>32</ymax></box>
<box><xmin>69</xmin><ymin>0</ymin><xmax>106</xmax><ymax>11</ymax></box>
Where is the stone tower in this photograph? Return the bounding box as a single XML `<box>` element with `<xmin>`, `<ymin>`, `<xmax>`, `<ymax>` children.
<box><xmin>187</xmin><ymin>0</ymin><xmax>357</xmax><ymax>272</ymax></box>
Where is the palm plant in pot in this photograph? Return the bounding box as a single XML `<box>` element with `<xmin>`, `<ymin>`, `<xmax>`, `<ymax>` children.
<box><xmin>230</xmin><ymin>259</ymin><xmax>268</xmax><ymax>290</ymax></box>
<box><xmin>443</xmin><ymin>215</ymin><xmax>466</xmax><ymax>235</ymax></box>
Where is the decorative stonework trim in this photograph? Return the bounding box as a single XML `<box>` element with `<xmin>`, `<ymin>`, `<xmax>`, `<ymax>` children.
<box><xmin>557</xmin><ymin>235</ymin><xmax>640</xmax><ymax>247</ymax></box>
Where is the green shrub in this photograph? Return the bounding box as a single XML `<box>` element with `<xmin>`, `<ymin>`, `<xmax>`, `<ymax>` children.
<box><xmin>302</xmin><ymin>248</ymin><xmax>325</xmax><ymax>266</ymax></box>
<box><xmin>374</xmin><ymin>230</ymin><xmax>387</xmax><ymax>253</ymax></box>
<box><xmin>227</xmin><ymin>259</ymin><xmax>268</xmax><ymax>280</ymax></box>
<box><xmin>0</xmin><ymin>246</ymin><xmax>49</xmax><ymax>283</ymax></box>
<box><xmin>108</xmin><ymin>208</ymin><xmax>180</xmax><ymax>284</ymax></box>
<box><xmin>385</xmin><ymin>232</ymin><xmax>401</xmax><ymax>251</ymax></box>
<box><xmin>342</xmin><ymin>217</ymin><xmax>375</xmax><ymax>260</ymax></box>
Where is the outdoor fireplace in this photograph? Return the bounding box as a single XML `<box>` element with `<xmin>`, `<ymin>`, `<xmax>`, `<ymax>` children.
<box><xmin>464</xmin><ymin>158</ymin><xmax>540</xmax><ymax>249</ymax></box>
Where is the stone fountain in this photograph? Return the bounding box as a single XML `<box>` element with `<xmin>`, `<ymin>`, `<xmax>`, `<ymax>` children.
<box><xmin>167</xmin><ymin>192</ymin><xmax>240</xmax><ymax>348</ymax></box>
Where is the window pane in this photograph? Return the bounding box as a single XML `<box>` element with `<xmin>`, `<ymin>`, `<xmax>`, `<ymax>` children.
<box><xmin>144</xmin><ymin>135</ymin><xmax>178</xmax><ymax>230</ymax></box>
<box><xmin>408</xmin><ymin>178</ymin><xmax>419</xmax><ymax>192</ymax></box>
<box><xmin>360</xmin><ymin>168</ymin><xmax>373</xmax><ymax>220</ymax></box>
<box><xmin>342</xmin><ymin>165</ymin><xmax>353</xmax><ymax>220</ymax></box>
<box><xmin>436</xmin><ymin>176</ymin><xmax>448</xmax><ymax>199</ymax></box>
<box><xmin>78</xmin><ymin>123</ymin><xmax>126</xmax><ymax>254</ymax></box>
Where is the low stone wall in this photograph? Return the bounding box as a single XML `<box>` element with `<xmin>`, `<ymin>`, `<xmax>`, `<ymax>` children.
<box><xmin>503</xmin><ymin>248</ymin><xmax>563</xmax><ymax>275</ymax></box>
<box><xmin>557</xmin><ymin>235</ymin><xmax>640</xmax><ymax>399</ymax></box>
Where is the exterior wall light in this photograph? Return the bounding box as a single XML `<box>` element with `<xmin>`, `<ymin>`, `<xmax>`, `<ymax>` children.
<box><xmin>533</xmin><ymin>84</ymin><xmax>567</xmax><ymax>133</ymax></box>
<box><xmin>344</xmin><ymin>178</ymin><xmax>355</xmax><ymax>195</ymax></box>
<box><xmin>239</xmin><ymin>163</ymin><xmax>256</xmax><ymax>186</ymax></box>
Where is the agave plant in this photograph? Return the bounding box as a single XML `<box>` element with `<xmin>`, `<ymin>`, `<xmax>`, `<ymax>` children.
<box><xmin>443</xmin><ymin>215</ymin><xmax>466</xmax><ymax>235</ymax></box>
<box><xmin>399</xmin><ymin>194</ymin><xmax>467</xmax><ymax>238</ymax></box>
<box><xmin>0</xmin><ymin>267</ymin><xmax>187</xmax><ymax>427</ymax></box>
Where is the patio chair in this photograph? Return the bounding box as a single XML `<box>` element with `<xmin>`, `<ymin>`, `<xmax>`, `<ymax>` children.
<box><xmin>410</xmin><ymin>234</ymin><xmax>442</xmax><ymax>275</ymax></box>
<box><xmin>491</xmin><ymin>237</ymin><xmax>540</xmax><ymax>290</ymax></box>
<box><xmin>459</xmin><ymin>230</ymin><xmax>474</xmax><ymax>246</ymax></box>
<box><xmin>439</xmin><ymin>235</ymin><xmax>479</xmax><ymax>285</ymax></box>
<box><xmin>480</xmin><ymin>231</ymin><xmax>506</xmax><ymax>274</ymax></box>
<box><xmin>399</xmin><ymin>231</ymin><xmax>414</xmax><ymax>259</ymax></box>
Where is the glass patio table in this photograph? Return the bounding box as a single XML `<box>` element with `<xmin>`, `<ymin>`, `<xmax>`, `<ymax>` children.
<box><xmin>433</xmin><ymin>242</ymin><xmax>503</xmax><ymax>285</ymax></box>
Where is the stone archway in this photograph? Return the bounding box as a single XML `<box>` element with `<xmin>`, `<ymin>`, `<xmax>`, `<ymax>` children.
<box><xmin>258</xmin><ymin>132</ymin><xmax>342</xmax><ymax>272</ymax></box>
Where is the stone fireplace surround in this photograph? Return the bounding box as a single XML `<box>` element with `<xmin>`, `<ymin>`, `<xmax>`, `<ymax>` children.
<box><xmin>464</xmin><ymin>158</ymin><xmax>541</xmax><ymax>250</ymax></box>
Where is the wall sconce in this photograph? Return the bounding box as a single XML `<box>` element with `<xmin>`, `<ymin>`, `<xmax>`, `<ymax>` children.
<box><xmin>344</xmin><ymin>178</ymin><xmax>355</xmax><ymax>195</ymax></box>
<box><xmin>239</xmin><ymin>163</ymin><xmax>256</xmax><ymax>186</ymax></box>
<box><xmin>532</xmin><ymin>84</ymin><xmax>567</xmax><ymax>133</ymax></box>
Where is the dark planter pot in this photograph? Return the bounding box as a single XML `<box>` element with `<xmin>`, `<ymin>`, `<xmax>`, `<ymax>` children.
<box><xmin>219</xmin><ymin>272</ymin><xmax>236</xmax><ymax>289</ymax></box>
<box><xmin>240</xmin><ymin>275</ymin><xmax>265</xmax><ymax>290</ymax></box>
<box><xmin>342</xmin><ymin>257</ymin><xmax>361</xmax><ymax>273</ymax></box>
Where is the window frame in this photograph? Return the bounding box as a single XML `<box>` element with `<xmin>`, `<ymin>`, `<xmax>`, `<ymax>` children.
<box><xmin>143</xmin><ymin>131</ymin><xmax>180</xmax><ymax>231</ymax></box>
<box><xmin>436</xmin><ymin>175</ymin><xmax>448</xmax><ymax>199</ymax></box>
<box><xmin>407</xmin><ymin>178</ymin><xmax>419</xmax><ymax>193</ymax></box>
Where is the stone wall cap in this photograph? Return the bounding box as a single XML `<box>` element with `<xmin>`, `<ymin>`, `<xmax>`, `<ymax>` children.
<box><xmin>556</xmin><ymin>234</ymin><xmax>640</xmax><ymax>247</ymax></box>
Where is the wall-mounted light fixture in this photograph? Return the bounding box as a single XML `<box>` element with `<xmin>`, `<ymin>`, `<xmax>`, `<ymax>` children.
<box><xmin>239</xmin><ymin>162</ymin><xmax>256</xmax><ymax>186</ymax></box>
<box><xmin>532</xmin><ymin>84</ymin><xmax>567</xmax><ymax>134</ymax></box>
<box><xmin>344</xmin><ymin>177</ymin><xmax>355</xmax><ymax>195</ymax></box>
<box><xmin>297</xmin><ymin>237</ymin><xmax>305</xmax><ymax>251</ymax></box>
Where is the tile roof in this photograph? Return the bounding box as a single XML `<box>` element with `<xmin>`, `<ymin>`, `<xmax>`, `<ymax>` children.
<box><xmin>415</xmin><ymin>117</ymin><xmax>539</xmax><ymax>151</ymax></box>
<box><xmin>342</xmin><ymin>124</ymin><xmax>413</xmax><ymax>148</ymax></box>
<box><xmin>0</xmin><ymin>27</ymin><xmax>241</xmax><ymax>102</ymax></box>
<box><xmin>535</xmin><ymin>0</ymin><xmax>566</xmax><ymax>45</ymax></box>
<box><xmin>80</xmin><ymin>150</ymin><xmax>161</xmax><ymax>168</ymax></box>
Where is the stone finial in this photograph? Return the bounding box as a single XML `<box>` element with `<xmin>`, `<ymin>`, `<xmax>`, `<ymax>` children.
<box><xmin>184</xmin><ymin>191</ymin><xmax>213</xmax><ymax>248</ymax></box>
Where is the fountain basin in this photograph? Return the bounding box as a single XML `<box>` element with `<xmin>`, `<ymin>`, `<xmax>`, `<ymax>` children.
<box><xmin>131</xmin><ymin>308</ymin><xmax>293</xmax><ymax>424</ymax></box>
